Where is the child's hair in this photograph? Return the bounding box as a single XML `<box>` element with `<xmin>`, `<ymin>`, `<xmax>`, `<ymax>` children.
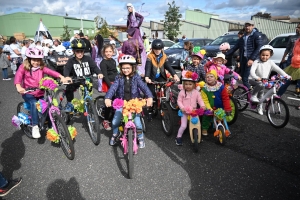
<box><xmin>119</xmin><ymin>63</ymin><xmax>137</xmax><ymax>78</ymax></box>
<box><xmin>184</xmin><ymin>41</ymin><xmax>193</xmax><ymax>55</ymax></box>
<box><xmin>95</xmin><ymin>34</ymin><xmax>104</xmax><ymax>58</ymax></box>
<box><xmin>23</xmin><ymin>58</ymin><xmax>45</xmax><ymax>71</ymax></box>
<box><xmin>102</xmin><ymin>44</ymin><xmax>114</xmax><ymax>58</ymax></box>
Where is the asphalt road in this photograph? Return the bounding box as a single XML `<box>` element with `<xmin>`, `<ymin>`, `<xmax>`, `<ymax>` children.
<box><xmin>0</xmin><ymin>69</ymin><xmax>300</xmax><ymax>200</ymax></box>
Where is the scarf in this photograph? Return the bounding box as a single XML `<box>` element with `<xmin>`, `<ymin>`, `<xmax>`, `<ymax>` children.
<box><xmin>147</xmin><ymin>52</ymin><xmax>168</xmax><ymax>68</ymax></box>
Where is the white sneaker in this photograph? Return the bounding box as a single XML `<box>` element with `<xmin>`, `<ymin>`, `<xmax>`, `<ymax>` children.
<box><xmin>257</xmin><ymin>105</ymin><xmax>263</xmax><ymax>115</ymax></box>
<box><xmin>32</xmin><ymin>125</ymin><xmax>41</xmax><ymax>138</ymax></box>
<box><xmin>251</xmin><ymin>95</ymin><xmax>259</xmax><ymax>103</ymax></box>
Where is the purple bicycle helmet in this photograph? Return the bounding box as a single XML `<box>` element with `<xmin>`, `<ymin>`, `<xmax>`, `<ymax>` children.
<box><xmin>25</xmin><ymin>47</ymin><xmax>44</xmax><ymax>58</ymax></box>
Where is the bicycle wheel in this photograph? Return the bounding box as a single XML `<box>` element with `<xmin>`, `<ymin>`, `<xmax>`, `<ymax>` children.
<box><xmin>128</xmin><ymin>129</ymin><xmax>134</xmax><ymax>179</ymax></box>
<box><xmin>169</xmin><ymin>91</ymin><xmax>179</xmax><ymax>110</ymax></box>
<box><xmin>161</xmin><ymin>102</ymin><xmax>174</xmax><ymax>136</ymax></box>
<box><xmin>193</xmin><ymin>128</ymin><xmax>199</xmax><ymax>153</ymax></box>
<box><xmin>140</xmin><ymin>115</ymin><xmax>146</xmax><ymax>134</ymax></box>
<box><xmin>226</xmin><ymin>96</ymin><xmax>239</xmax><ymax>125</ymax></box>
<box><xmin>86</xmin><ymin>99</ymin><xmax>101</xmax><ymax>145</ymax></box>
<box><xmin>55</xmin><ymin>89</ymin><xmax>70</xmax><ymax>124</ymax></box>
<box><xmin>53</xmin><ymin>113</ymin><xmax>75</xmax><ymax>160</ymax></box>
<box><xmin>215</xmin><ymin>126</ymin><xmax>226</xmax><ymax>145</ymax></box>
<box><xmin>266</xmin><ymin>98</ymin><xmax>289</xmax><ymax>128</ymax></box>
<box><xmin>94</xmin><ymin>96</ymin><xmax>105</xmax><ymax>120</ymax></box>
<box><xmin>17</xmin><ymin>102</ymin><xmax>33</xmax><ymax>139</ymax></box>
<box><xmin>232</xmin><ymin>86</ymin><xmax>249</xmax><ymax>111</ymax></box>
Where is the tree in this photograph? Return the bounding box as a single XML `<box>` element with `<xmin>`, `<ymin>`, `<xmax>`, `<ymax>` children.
<box><xmin>61</xmin><ymin>25</ymin><xmax>71</xmax><ymax>41</ymax></box>
<box><xmin>163</xmin><ymin>1</ymin><xmax>182</xmax><ymax>41</ymax></box>
<box><xmin>253</xmin><ymin>12</ymin><xmax>271</xmax><ymax>19</ymax></box>
<box><xmin>94</xmin><ymin>15</ymin><xmax>111</xmax><ymax>38</ymax></box>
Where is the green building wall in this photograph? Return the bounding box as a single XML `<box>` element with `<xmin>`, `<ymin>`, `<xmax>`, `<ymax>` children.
<box><xmin>185</xmin><ymin>10</ymin><xmax>219</xmax><ymax>25</ymax></box>
<box><xmin>0</xmin><ymin>12</ymin><xmax>95</xmax><ymax>39</ymax></box>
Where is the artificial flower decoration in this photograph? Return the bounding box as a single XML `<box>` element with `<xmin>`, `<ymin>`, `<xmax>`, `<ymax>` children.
<box><xmin>182</xmin><ymin>70</ymin><xmax>199</xmax><ymax>81</ymax></box>
<box><xmin>71</xmin><ymin>99</ymin><xmax>84</xmax><ymax>113</ymax></box>
<box><xmin>196</xmin><ymin>108</ymin><xmax>205</xmax><ymax>116</ymax></box>
<box><xmin>184</xmin><ymin>106</ymin><xmax>193</xmax><ymax>114</ymax></box>
<box><xmin>12</xmin><ymin>115</ymin><xmax>21</xmax><ymax>129</ymax></box>
<box><xmin>36</xmin><ymin>99</ymin><xmax>48</xmax><ymax>113</ymax></box>
<box><xmin>193</xmin><ymin>46</ymin><xmax>201</xmax><ymax>54</ymax></box>
<box><xmin>52</xmin><ymin>99</ymin><xmax>59</xmax><ymax>107</ymax></box>
<box><xmin>185</xmin><ymin>71</ymin><xmax>193</xmax><ymax>78</ymax></box>
<box><xmin>191</xmin><ymin>73</ymin><xmax>199</xmax><ymax>81</ymax></box>
<box><xmin>46</xmin><ymin>128</ymin><xmax>60</xmax><ymax>143</ymax></box>
<box><xmin>113</xmin><ymin>98</ymin><xmax>124</xmax><ymax>110</ymax></box>
<box><xmin>122</xmin><ymin>98</ymin><xmax>146</xmax><ymax>118</ymax></box>
<box><xmin>190</xmin><ymin>109</ymin><xmax>198</xmax><ymax>117</ymax></box>
<box><xmin>200</xmin><ymin>49</ymin><xmax>206</xmax><ymax>55</ymax></box>
<box><xmin>177</xmin><ymin>84</ymin><xmax>183</xmax><ymax>90</ymax></box>
<box><xmin>39</xmin><ymin>77</ymin><xmax>58</xmax><ymax>91</ymax></box>
<box><xmin>17</xmin><ymin>112</ymin><xmax>30</xmax><ymax>125</ymax></box>
<box><xmin>68</xmin><ymin>126</ymin><xmax>77</xmax><ymax>140</ymax></box>
<box><xmin>204</xmin><ymin>109</ymin><xmax>214</xmax><ymax>116</ymax></box>
<box><xmin>214</xmin><ymin>108</ymin><xmax>226</xmax><ymax>120</ymax></box>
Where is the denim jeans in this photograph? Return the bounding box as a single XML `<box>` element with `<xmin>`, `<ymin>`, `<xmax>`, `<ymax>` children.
<box><xmin>22</xmin><ymin>94</ymin><xmax>40</xmax><ymax>126</ymax></box>
<box><xmin>2</xmin><ymin>68</ymin><xmax>8</xmax><ymax>79</ymax></box>
<box><xmin>0</xmin><ymin>172</ymin><xmax>8</xmax><ymax>188</ymax></box>
<box><xmin>240</xmin><ymin>56</ymin><xmax>251</xmax><ymax>89</ymax></box>
<box><xmin>112</xmin><ymin>108</ymin><xmax>143</xmax><ymax>134</ymax></box>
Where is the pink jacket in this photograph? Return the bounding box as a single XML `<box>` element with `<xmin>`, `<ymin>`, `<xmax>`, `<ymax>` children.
<box><xmin>177</xmin><ymin>89</ymin><xmax>205</xmax><ymax>110</ymax></box>
<box><xmin>14</xmin><ymin>64</ymin><xmax>61</xmax><ymax>97</ymax></box>
<box><xmin>207</xmin><ymin>64</ymin><xmax>239</xmax><ymax>82</ymax></box>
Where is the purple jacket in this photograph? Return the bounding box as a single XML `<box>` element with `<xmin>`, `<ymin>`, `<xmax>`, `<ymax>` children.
<box><xmin>14</xmin><ymin>64</ymin><xmax>61</xmax><ymax>97</ymax></box>
<box><xmin>105</xmin><ymin>73</ymin><xmax>153</xmax><ymax>100</ymax></box>
<box><xmin>127</xmin><ymin>12</ymin><xmax>144</xmax><ymax>29</ymax></box>
<box><xmin>122</xmin><ymin>38</ymin><xmax>144</xmax><ymax>59</ymax></box>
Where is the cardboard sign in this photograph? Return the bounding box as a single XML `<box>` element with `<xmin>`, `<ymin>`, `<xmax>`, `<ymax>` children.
<box><xmin>54</xmin><ymin>55</ymin><xmax>72</xmax><ymax>66</ymax></box>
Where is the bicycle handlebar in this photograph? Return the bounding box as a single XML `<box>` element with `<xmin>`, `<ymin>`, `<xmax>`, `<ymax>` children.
<box><xmin>61</xmin><ymin>76</ymin><xmax>92</xmax><ymax>85</ymax></box>
<box><xmin>23</xmin><ymin>87</ymin><xmax>39</xmax><ymax>93</ymax></box>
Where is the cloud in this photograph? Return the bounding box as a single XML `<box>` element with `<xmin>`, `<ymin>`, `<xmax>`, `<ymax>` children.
<box><xmin>210</xmin><ymin>0</ymin><xmax>260</xmax><ymax>9</ymax></box>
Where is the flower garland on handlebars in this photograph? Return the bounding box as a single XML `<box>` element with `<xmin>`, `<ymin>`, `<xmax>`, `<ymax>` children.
<box><xmin>178</xmin><ymin>106</ymin><xmax>205</xmax><ymax>124</ymax></box>
<box><xmin>39</xmin><ymin>77</ymin><xmax>59</xmax><ymax>91</ymax></box>
<box><xmin>46</xmin><ymin>126</ymin><xmax>78</xmax><ymax>143</ymax></box>
<box><xmin>71</xmin><ymin>79</ymin><xmax>93</xmax><ymax>113</ymax></box>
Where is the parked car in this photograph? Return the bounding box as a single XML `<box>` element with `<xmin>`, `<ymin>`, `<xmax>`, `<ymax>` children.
<box><xmin>203</xmin><ymin>32</ymin><xmax>269</xmax><ymax>58</ymax></box>
<box><xmin>149</xmin><ymin>39</ymin><xmax>175</xmax><ymax>50</ymax></box>
<box><xmin>104</xmin><ymin>38</ymin><xmax>121</xmax><ymax>48</ymax></box>
<box><xmin>164</xmin><ymin>38</ymin><xmax>213</xmax><ymax>69</ymax></box>
<box><xmin>268</xmin><ymin>32</ymin><xmax>295</xmax><ymax>65</ymax></box>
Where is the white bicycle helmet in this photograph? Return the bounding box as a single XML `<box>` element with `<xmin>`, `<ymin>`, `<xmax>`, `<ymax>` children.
<box><xmin>219</xmin><ymin>42</ymin><xmax>230</xmax><ymax>51</ymax></box>
<box><xmin>65</xmin><ymin>49</ymin><xmax>73</xmax><ymax>56</ymax></box>
<box><xmin>260</xmin><ymin>45</ymin><xmax>274</xmax><ymax>55</ymax></box>
<box><xmin>119</xmin><ymin>55</ymin><xmax>136</xmax><ymax>65</ymax></box>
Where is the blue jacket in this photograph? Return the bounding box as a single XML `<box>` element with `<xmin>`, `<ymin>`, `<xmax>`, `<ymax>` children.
<box><xmin>226</xmin><ymin>28</ymin><xmax>263</xmax><ymax>62</ymax></box>
<box><xmin>105</xmin><ymin>73</ymin><xmax>153</xmax><ymax>100</ymax></box>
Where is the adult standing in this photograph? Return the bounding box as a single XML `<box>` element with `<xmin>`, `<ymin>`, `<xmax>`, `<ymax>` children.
<box><xmin>70</xmin><ymin>33</ymin><xmax>79</xmax><ymax>43</ymax></box>
<box><xmin>50</xmin><ymin>39</ymin><xmax>66</xmax><ymax>54</ymax></box>
<box><xmin>9</xmin><ymin>36</ymin><xmax>22</xmax><ymax>74</ymax></box>
<box><xmin>142</xmin><ymin>33</ymin><xmax>150</xmax><ymax>54</ymax></box>
<box><xmin>92</xmin><ymin>34</ymin><xmax>104</xmax><ymax>92</ymax></box>
<box><xmin>126</xmin><ymin>3</ymin><xmax>147</xmax><ymax>76</ymax></box>
<box><xmin>79</xmin><ymin>32</ymin><xmax>92</xmax><ymax>57</ymax></box>
<box><xmin>21</xmin><ymin>40</ymin><xmax>30</xmax><ymax>60</ymax></box>
<box><xmin>225</xmin><ymin>20</ymin><xmax>263</xmax><ymax>89</ymax></box>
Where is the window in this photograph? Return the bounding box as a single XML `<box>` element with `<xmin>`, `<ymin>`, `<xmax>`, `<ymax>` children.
<box><xmin>210</xmin><ymin>35</ymin><xmax>239</xmax><ymax>46</ymax></box>
<box><xmin>163</xmin><ymin>41</ymin><xmax>174</xmax><ymax>47</ymax></box>
<box><xmin>269</xmin><ymin>36</ymin><xmax>289</xmax><ymax>48</ymax></box>
<box><xmin>192</xmin><ymin>40</ymin><xmax>204</xmax><ymax>47</ymax></box>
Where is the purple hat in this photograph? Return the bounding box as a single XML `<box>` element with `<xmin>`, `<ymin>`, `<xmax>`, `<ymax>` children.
<box><xmin>127</xmin><ymin>28</ymin><xmax>136</xmax><ymax>37</ymax></box>
<box><xmin>191</xmin><ymin>52</ymin><xmax>204</xmax><ymax>59</ymax></box>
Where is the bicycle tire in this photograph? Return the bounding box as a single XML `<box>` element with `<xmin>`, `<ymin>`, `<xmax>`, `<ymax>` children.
<box><xmin>94</xmin><ymin>96</ymin><xmax>105</xmax><ymax>120</ymax></box>
<box><xmin>86</xmin><ymin>99</ymin><xmax>101</xmax><ymax>145</ymax></box>
<box><xmin>55</xmin><ymin>89</ymin><xmax>70</xmax><ymax>124</ymax></box>
<box><xmin>266</xmin><ymin>98</ymin><xmax>289</xmax><ymax>128</ymax></box>
<box><xmin>193</xmin><ymin>128</ymin><xmax>199</xmax><ymax>153</ymax></box>
<box><xmin>53</xmin><ymin>113</ymin><xmax>75</xmax><ymax>160</ymax></box>
<box><xmin>226</xmin><ymin>96</ymin><xmax>239</xmax><ymax>125</ymax></box>
<box><xmin>215</xmin><ymin>126</ymin><xmax>226</xmax><ymax>145</ymax></box>
<box><xmin>140</xmin><ymin>115</ymin><xmax>146</xmax><ymax>134</ymax></box>
<box><xmin>17</xmin><ymin>102</ymin><xmax>33</xmax><ymax>139</ymax></box>
<box><xmin>232</xmin><ymin>86</ymin><xmax>249</xmax><ymax>111</ymax></box>
<box><xmin>169</xmin><ymin>92</ymin><xmax>179</xmax><ymax>111</ymax></box>
<box><xmin>128</xmin><ymin>129</ymin><xmax>134</xmax><ymax>179</ymax></box>
<box><xmin>161</xmin><ymin>102</ymin><xmax>174</xmax><ymax>136</ymax></box>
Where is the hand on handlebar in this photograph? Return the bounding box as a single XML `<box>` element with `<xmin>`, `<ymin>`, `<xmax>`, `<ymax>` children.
<box><xmin>98</xmin><ymin>74</ymin><xmax>103</xmax><ymax>79</ymax></box>
<box><xmin>146</xmin><ymin>98</ymin><xmax>153</xmax><ymax>107</ymax></box>
<box><xmin>173</xmin><ymin>74</ymin><xmax>180</xmax><ymax>82</ymax></box>
<box><xmin>105</xmin><ymin>99</ymin><xmax>112</xmax><ymax>107</ymax></box>
<box><xmin>17</xmin><ymin>86</ymin><xmax>26</xmax><ymax>94</ymax></box>
<box><xmin>145</xmin><ymin>77</ymin><xmax>152</xmax><ymax>84</ymax></box>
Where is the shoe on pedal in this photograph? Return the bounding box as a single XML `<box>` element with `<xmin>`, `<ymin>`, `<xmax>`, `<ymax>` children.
<box><xmin>64</xmin><ymin>102</ymin><xmax>74</xmax><ymax>112</ymax></box>
<box><xmin>250</xmin><ymin>95</ymin><xmax>259</xmax><ymax>103</ymax></box>
<box><xmin>138</xmin><ymin>133</ymin><xmax>145</xmax><ymax>148</ymax></box>
<box><xmin>257</xmin><ymin>105</ymin><xmax>263</xmax><ymax>115</ymax></box>
<box><xmin>102</xmin><ymin>120</ymin><xmax>111</xmax><ymax>130</ymax></box>
<box><xmin>109</xmin><ymin>132</ymin><xmax>121</xmax><ymax>146</ymax></box>
<box><xmin>32</xmin><ymin>125</ymin><xmax>41</xmax><ymax>138</ymax></box>
<box><xmin>175</xmin><ymin>137</ymin><xmax>183</xmax><ymax>146</ymax></box>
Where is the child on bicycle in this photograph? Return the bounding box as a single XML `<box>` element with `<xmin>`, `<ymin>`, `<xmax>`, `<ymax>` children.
<box><xmin>250</xmin><ymin>45</ymin><xmax>291</xmax><ymax>115</ymax></box>
<box><xmin>201</xmin><ymin>70</ymin><xmax>232</xmax><ymax>135</ymax></box>
<box><xmin>180</xmin><ymin>41</ymin><xmax>193</xmax><ymax>70</ymax></box>
<box><xmin>205</xmin><ymin>53</ymin><xmax>241</xmax><ymax>84</ymax></box>
<box><xmin>176</xmin><ymin>70</ymin><xmax>206</xmax><ymax>145</ymax></box>
<box><xmin>104</xmin><ymin>55</ymin><xmax>153</xmax><ymax>148</ymax></box>
<box><xmin>14</xmin><ymin>47</ymin><xmax>68</xmax><ymax>138</ymax></box>
<box><xmin>219</xmin><ymin>42</ymin><xmax>239</xmax><ymax>71</ymax></box>
<box><xmin>185</xmin><ymin>51</ymin><xmax>206</xmax><ymax>82</ymax></box>
<box><xmin>63</xmin><ymin>39</ymin><xmax>103</xmax><ymax>112</ymax></box>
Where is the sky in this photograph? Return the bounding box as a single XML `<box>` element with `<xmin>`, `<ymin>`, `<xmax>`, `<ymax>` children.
<box><xmin>0</xmin><ymin>0</ymin><xmax>299</xmax><ymax>25</ymax></box>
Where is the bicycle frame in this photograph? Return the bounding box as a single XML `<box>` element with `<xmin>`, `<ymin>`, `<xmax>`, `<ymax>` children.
<box><xmin>213</xmin><ymin>116</ymin><xmax>231</xmax><ymax>136</ymax></box>
<box><xmin>120</xmin><ymin>113</ymin><xmax>138</xmax><ymax>155</ymax></box>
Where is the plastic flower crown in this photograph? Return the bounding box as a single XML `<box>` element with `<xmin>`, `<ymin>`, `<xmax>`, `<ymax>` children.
<box><xmin>181</xmin><ymin>70</ymin><xmax>198</xmax><ymax>81</ymax></box>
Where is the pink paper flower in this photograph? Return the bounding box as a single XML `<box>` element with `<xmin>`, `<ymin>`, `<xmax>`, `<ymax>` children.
<box><xmin>113</xmin><ymin>98</ymin><xmax>124</xmax><ymax>110</ymax></box>
<box><xmin>196</xmin><ymin>108</ymin><xmax>204</xmax><ymax>116</ymax></box>
<box><xmin>181</xmin><ymin>70</ymin><xmax>187</xmax><ymax>78</ymax></box>
<box><xmin>191</xmin><ymin>72</ymin><xmax>198</xmax><ymax>81</ymax></box>
<box><xmin>42</xmin><ymin>79</ymin><xmax>58</xmax><ymax>90</ymax></box>
<box><xmin>185</xmin><ymin>106</ymin><xmax>192</xmax><ymax>114</ymax></box>
<box><xmin>190</xmin><ymin>110</ymin><xmax>198</xmax><ymax>117</ymax></box>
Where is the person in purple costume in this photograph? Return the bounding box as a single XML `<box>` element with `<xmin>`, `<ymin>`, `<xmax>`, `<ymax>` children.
<box><xmin>126</xmin><ymin>3</ymin><xmax>147</xmax><ymax>77</ymax></box>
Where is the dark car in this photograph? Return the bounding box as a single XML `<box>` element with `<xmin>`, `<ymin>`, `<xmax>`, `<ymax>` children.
<box><xmin>104</xmin><ymin>38</ymin><xmax>121</xmax><ymax>48</ymax></box>
<box><xmin>203</xmin><ymin>32</ymin><xmax>269</xmax><ymax>58</ymax></box>
<box><xmin>164</xmin><ymin>38</ymin><xmax>213</xmax><ymax>69</ymax></box>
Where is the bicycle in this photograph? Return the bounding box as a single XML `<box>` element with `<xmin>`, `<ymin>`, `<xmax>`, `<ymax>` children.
<box><xmin>165</xmin><ymin>81</ymin><xmax>179</xmax><ymax>110</ymax></box>
<box><xmin>112</xmin><ymin>98</ymin><xmax>146</xmax><ymax>179</ymax></box>
<box><xmin>232</xmin><ymin>75</ymin><xmax>290</xmax><ymax>128</ymax></box>
<box><xmin>12</xmin><ymin>77</ymin><xmax>75</xmax><ymax>160</ymax></box>
<box><xmin>148</xmin><ymin>80</ymin><xmax>175</xmax><ymax>136</ymax></box>
<box><xmin>210</xmin><ymin>108</ymin><xmax>231</xmax><ymax>145</ymax></box>
<box><xmin>56</xmin><ymin>76</ymin><xmax>101</xmax><ymax>145</ymax></box>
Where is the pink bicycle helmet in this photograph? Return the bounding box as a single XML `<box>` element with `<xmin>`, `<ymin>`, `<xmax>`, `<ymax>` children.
<box><xmin>219</xmin><ymin>42</ymin><xmax>230</xmax><ymax>51</ymax></box>
<box><xmin>25</xmin><ymin>47</ymin><xmax>44</xmax><ymax>58</ymax></box>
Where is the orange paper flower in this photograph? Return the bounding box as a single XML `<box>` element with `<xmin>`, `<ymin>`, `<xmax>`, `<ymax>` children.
<box><xmin>185</xmin><ymin>71</ymin><xmax>193</xmax><ymax>78</ymax></box>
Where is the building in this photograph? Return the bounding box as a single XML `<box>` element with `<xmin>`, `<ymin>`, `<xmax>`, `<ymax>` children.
<box><xmin>0</xmin><ymin>12</ymin><xmax>95</xmax><ymax>40</ymax></box>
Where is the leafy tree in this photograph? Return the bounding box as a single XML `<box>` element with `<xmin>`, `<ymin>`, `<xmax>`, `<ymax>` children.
<box><xmin>94</xmin><ymin>15</ymin><xmax>111</xmax><ymax>38</ymax></box>
<box><xmin>61</xmin><ymin>25</ymin><xmax>71</xmax><ymax>41</ymax></box>
<box><xmin>163</xmin><ymin>1</ymin><xmax>182</xmax><ymax>41</ymax></box>
<box><xmin>253</xmin><ymin>12</ymin><xmax>271</xmax><ymax>19</ymax></box>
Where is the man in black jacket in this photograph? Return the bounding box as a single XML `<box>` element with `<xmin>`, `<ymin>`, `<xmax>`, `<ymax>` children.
<box><xmin>225</xmin><ymin>20</ymin><xmax>263</xmax><ymax>89</ymax></box>
<box><xmin>79</xmin><ymin>32</ymin><xmax>92</xmax><ymax>57</ymax></box>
